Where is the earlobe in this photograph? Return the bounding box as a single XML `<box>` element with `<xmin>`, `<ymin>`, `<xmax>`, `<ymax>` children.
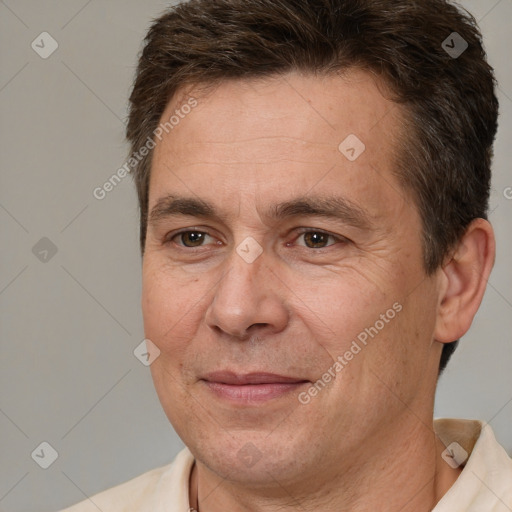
<box><xmin>434</xmin><ymin>218</ymin><xmax>496</xmax><ymax>344</ymax></box>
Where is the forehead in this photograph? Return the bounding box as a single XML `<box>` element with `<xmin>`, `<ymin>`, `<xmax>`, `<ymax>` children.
<box><xmin>149</xmin><ymin>70</ymin><xmax>413</xmax><ymax>225</ymax></box>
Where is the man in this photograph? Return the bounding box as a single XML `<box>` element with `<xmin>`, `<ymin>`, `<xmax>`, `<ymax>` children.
<box><xmin>61</xmin><ymin>0</ymin><xmax>511</xmax><ymax>510</ymax></box>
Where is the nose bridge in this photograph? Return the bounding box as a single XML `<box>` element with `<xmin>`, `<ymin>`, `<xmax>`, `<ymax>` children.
<box><xmin>205</xmin><ymin>241</ymin><xmax>288</xmax><ymax>339</ymax></box>
<box><xmin>214</xmin><ymin>245</ymin><xmax>266</xmax><ymax>320</ymax></box>
<box><xmin>226</xmin><ymin>244</ymin><xmax>258</xmax><ymax>288</ymax></box>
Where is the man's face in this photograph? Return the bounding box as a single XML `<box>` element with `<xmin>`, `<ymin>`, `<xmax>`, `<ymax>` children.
<box><xmin>142</xmin><ymin>71</ymin><xmax>443</xmax><ymax>486</ymax></box>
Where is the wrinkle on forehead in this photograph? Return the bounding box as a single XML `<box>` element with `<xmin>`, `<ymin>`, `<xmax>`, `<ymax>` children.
<box><xmin>150</xmin><ymin>68</ymin><xmax>415</xmax><ymax>236</ymax></box>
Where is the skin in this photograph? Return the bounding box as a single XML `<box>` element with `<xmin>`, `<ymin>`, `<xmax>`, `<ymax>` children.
<box><xmin>142</xmin><ymin>70</ymin><xmax>495</xmax><ymax>511</ymax></box>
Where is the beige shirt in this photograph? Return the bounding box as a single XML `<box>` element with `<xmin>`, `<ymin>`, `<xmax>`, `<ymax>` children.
<box><xmin>60</xmin><ymin>419</ymin><xmax>512</xmax><ymax>511</ymax></box>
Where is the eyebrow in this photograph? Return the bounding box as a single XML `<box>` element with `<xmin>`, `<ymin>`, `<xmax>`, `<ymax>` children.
<box><xmin>148</xmin><ymin>194</ymin><xmax>374</xmax><ymax>230</ymax></box>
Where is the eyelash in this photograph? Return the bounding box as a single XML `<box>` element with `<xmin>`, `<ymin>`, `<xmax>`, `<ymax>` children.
<box><xmin>166</xmin><ymin>228</ymin><xmax>347</xmax><ymax>250</ymax></box>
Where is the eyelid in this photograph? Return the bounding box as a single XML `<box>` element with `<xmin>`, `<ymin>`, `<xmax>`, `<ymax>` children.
<box><xmin>164</xmin><ymin>227</ymin><xmax>348</xmax><ymax>249</ymax></box>
<box><xmin>166</xmin><ymin>227</ymin><xmax>218</xmax><ymax>246</ymax></box>
<box><xmin>290</xmin><ymin>227</ymin><xmax>348</xmax><ymax>245</ymax></box>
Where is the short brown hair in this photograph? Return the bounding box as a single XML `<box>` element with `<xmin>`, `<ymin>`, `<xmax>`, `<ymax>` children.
<box><xmin>126</xmin><ymin>0</ymin><xmax>498</xmax><ymax>372</ymax></box>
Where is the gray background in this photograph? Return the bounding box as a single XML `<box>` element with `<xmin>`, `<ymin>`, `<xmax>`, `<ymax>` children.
<box><xmin>0</xmin><ymin>1</ymin><xmax>510</xmax><ymax>511</ymax></box>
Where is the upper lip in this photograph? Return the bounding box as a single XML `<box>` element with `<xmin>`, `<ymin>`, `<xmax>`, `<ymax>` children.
<box><xmin>202</xmin><ymin>371</ymin><xmax>308</xmax><ymax>385</ymax></box>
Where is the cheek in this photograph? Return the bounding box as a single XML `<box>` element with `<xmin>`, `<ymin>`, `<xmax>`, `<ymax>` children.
<box><xmin>287</xmin><ymin>264</ymin><xmax>416</xmax><ymax>397</ymax></box>
<box><xmin>141</xmin><ymin>258</ymin><xmax>207</xmax><ymax>347</ymax></box>
<box><xmin>143</xmin><ymin>261</ymin><xmax>202</xmax><ymax>425</ymax></box>
<box><xmin>288</xmin><ymin>268</ymin><xmax>391</xmax><ymax>342</ymax></box>
<box><xmin>352</xmin><ymin>281</ymin><xmax>439</xmax><ymax>407</ymax></box>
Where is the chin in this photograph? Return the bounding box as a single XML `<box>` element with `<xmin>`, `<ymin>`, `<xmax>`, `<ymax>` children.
<box><xmin>187</xmin><ymin>429</ymin><xmax>313</xmax><ymax>488</ymax></box>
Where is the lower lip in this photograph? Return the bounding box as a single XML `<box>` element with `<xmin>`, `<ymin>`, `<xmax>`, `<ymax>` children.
<box><xmin>203</xmin><ymin>381</ymin><xmax>307</xmax><ymax>402</ymax></box>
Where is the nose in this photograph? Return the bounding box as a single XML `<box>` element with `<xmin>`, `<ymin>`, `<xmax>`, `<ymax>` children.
<box><xmin>204</xmin><ymin>246</ymin><xmax>289</xmax><ymax>340</ymax></box>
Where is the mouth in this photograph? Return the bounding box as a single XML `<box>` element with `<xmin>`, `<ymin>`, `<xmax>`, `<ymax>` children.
<box><xmin>201</xmin><ymin>371</ymin><xmax>310</xmax><ymax>402</ymax></box>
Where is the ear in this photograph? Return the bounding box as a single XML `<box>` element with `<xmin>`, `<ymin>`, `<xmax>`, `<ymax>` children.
<box><xmin>434</xmin><ymin>218</ymin><xmax>496</xmax><ymax>344</ymax></box>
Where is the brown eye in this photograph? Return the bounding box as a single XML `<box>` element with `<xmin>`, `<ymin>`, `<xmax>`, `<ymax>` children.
<box><xmin>303</xmin><ymin>232</ymin><xmax>329</xmax><ymax>248</ymax></box>
<box><xmin>297</xmin><ymin>231</ymin><xmax>338</xmax><ymax>249</ymax></box>
<box><xmin>176</xmin><ymin>231</ymin><xmax>209</xmax><ymax>247</ymax></box>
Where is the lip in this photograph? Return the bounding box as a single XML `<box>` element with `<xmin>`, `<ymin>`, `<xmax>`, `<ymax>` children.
<box><xmin>202</xmin><ymin>371</ymin><xmax>307</xmax><ymax>385</ymax></box>
<box><xmin>201</xmin><ymin>371</ymin><xmax>309</xmax><ymax>402</ymax></box>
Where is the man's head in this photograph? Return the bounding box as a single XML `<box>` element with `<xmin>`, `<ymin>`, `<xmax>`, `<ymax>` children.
<box><xmin>126</xmin><ymin>0</ymin><xmax>497</xmax><ymax>497</ymax></box>
<box><xmin>127</xmin><ymin>0</ymin><xmax>498</xmax><ymax>374</ymax></box>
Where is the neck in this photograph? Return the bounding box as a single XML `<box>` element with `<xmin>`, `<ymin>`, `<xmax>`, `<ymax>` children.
<box><xmin>188</xmin><ymin>417</ymin><xmax>462</xmax><ymax>512</ymax></box>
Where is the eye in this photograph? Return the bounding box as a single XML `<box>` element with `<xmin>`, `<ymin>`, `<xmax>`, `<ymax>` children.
<box><xmin>293</xmin><ymin>230</ymin><xmax>343</xmax><ymax>249</ymax></box>
<box><xmin>171</xmin><ymin>230</ymin><xmax>215</xmax><ymax>248</ymax></box>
